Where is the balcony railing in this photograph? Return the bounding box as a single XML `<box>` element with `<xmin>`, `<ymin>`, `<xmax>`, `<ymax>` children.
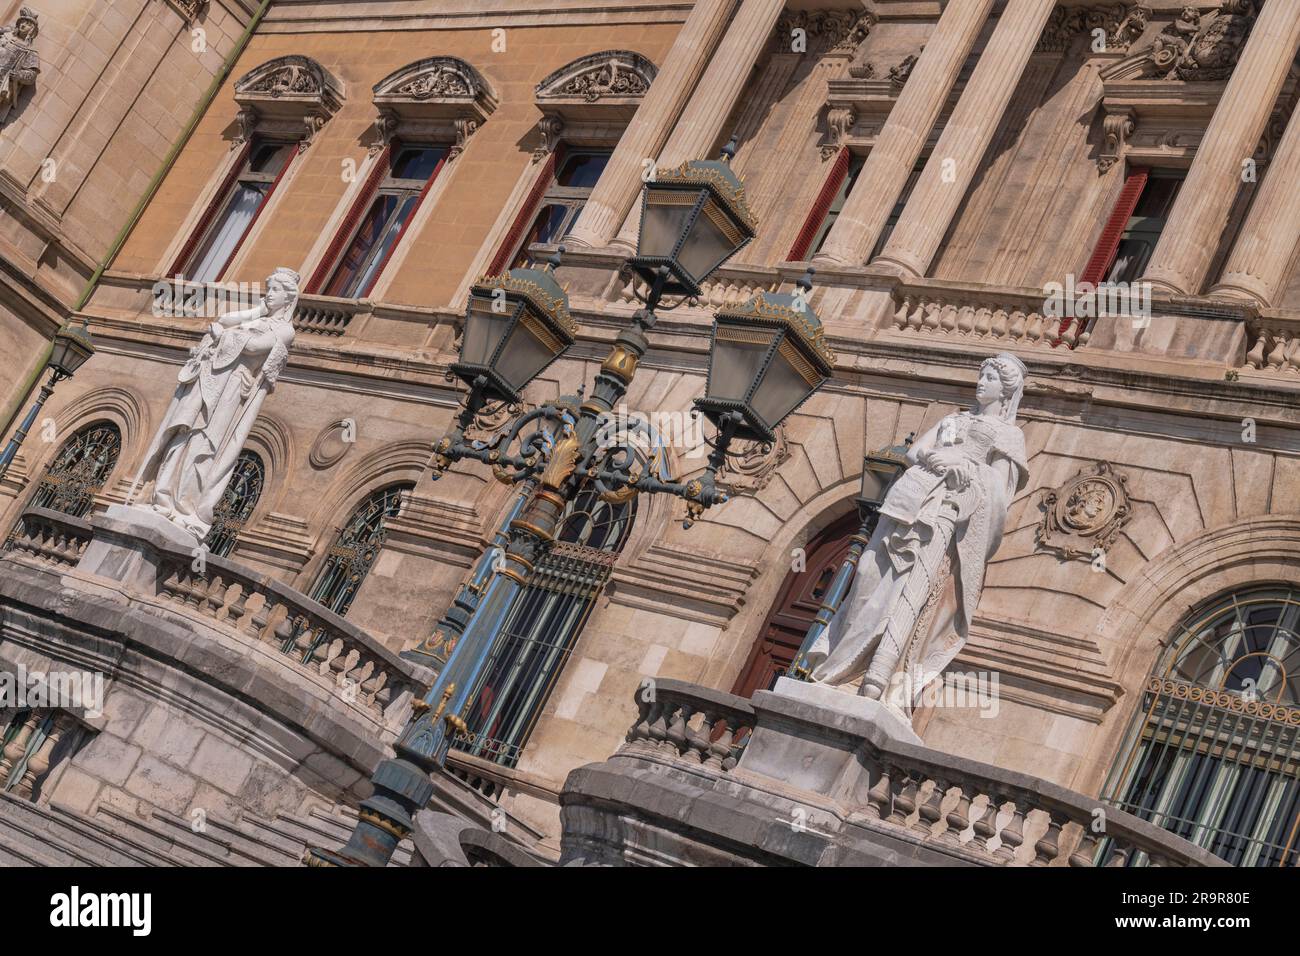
<box><xmin>5</xmin><ymin>508</ymin><xmax>430</xmax><ymax>729</ymax></box>
<box><xmin>615</xmin><ymin>680</ymin><xmax>1227</xmax><ymax>867</ymax></box>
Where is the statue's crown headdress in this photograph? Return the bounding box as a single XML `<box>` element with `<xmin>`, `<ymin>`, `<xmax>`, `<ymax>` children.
<box><xmin>17</xmin><ymin>7</ymin><xmax>38</xmax><ymax>26</ymax></box>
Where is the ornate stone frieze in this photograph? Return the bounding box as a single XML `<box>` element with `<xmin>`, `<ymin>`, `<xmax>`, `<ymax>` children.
<box><xmin>1035</xmin><ymin>3</ymin><xmax>1152</xmax><ymax>56</ymax></box>
<box><xmin>371</xmin><ymin>56</ymin><xmax>497</xmax><ymax>158</ymax></box>
<box><xmin>1146</xmin><ymin>2</ymin><xmax>1256</xmax><ymax>80</ymax></box>
<box><xmin>1036</xmin><ymin>461</ymin><xmax>1132</xmax><ymax>560</ymax></box>
<box><xmin>774</xmin><ymin>8</ymin><xmax>876</xmax><ymax>57</ymax></box>
<box><xmin>535</xmin><ymin>50</ymin><xmax>656</xmax><ymax>103</ymax></box>
<box><xmin>889</xmin><ymin>52</ymin><xmax>920</xmax><ymax>90</ymax></box>
<box><xmin>233</xmin><ymin>55</ymin><xmax>344</xmax><ymax>150</ymax></box>
<box><xmin>0</xmin><ymin>6</ymin><xmax>40</xmax><ymax>125</ymax></box>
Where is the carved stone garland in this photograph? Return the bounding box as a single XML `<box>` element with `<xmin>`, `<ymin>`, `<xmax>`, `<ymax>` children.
<box><xmin>370</xmin><ymin>57</ymin><xmax>498</xmax><ymax>159</ymax></box>
<box><xmin>232</xmin><ymin>55</ymin><xmax>344</xmax><ymax>152</ymax></box>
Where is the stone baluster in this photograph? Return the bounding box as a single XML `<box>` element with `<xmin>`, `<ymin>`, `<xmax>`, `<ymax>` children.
<box><xmin>564</xmin><ymin>0</ymin><xmax>736</xmax><ymax>250</ymax></box>
<box><xmin>647</xmin><ymin>699</ymin><xmax>671</xmax><ymax>751</ymax></box>
<box><xmin>1070</xmin><ymin>831</ymin><xmax>1101</xmax><ymax>867</ymax></box>
<box><xmin>872</xmin><ymin>0</ymin><xmax>1059</xmax><ymax>278</ymax></box>
<box><xmin>1105</xmin><ymin>844</ymin><xmax>1130</xmax><ymax>867</ymax></box>
<box><xmin>613</xmin><ymin>0</ymin><xmax>788</xmax><ymax>249</ymax></box>
<box><xmin>0</xmin><ymin>711</ymin><xmax>41</xmax><ymax>784</ymax></box>
<box><xmin>1144</xmin><ymin>4</ymin><xmax>1300</xmax><ymax>295</ymax></box>
<box><xmin>941</xmin><ymin>781</ymin><xmax>973</xmax><ymax>846</ymax></box>
<box><xmin>665</xmin><ymin>701</ymin><xmax>690</xmax><ymax>755</ymax></box>
<box><xmin>887</xmin><ymin>766</ymin><xmax>920</xmax><ymax>827</ymax></box>
<box><xmin>815</xmin><ymin>0</ymin><xmax>997</xmax><ymax>265</ymax></box>
<box><xmin>14</xmin><ymin>712</ymin><xmax>69</xmax><ymax>797</ymax></box>
<box><xmin>995</xmin><ymin>797</ymin><xmax>1026</xmax><ymax>863</ymax></box>
<box><xmin>864</xmin><ymin>766</ymin><xmax>893</xmax><ymax>820</ymax></box>
<box><xmin>973</xmin><ymin>795</ymin><xmax>1002</xmax><ymax>855</ymax></box>
<box><xmin>1031</xmin><ymin>809</ymin><xmax>1064</xmax><ymax>866</ymax></box>
<box><xmin>704</xmin><ymin>713</ymin><xmax>730</xmax><ymax>770</ymax></box>
<box><xmin>914</xmin><ymin>776</ymin><xmax>947</xmax><ymax>836</ymax></box>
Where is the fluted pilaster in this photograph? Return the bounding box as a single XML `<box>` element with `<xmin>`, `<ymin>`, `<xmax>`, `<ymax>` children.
<box><xmin>1143</xmin><ymin>3</ymin><xmax>1300</xmax><ymax>295</ymax></box>
<box><xmin>613</xmin><ymin>0</ymin><xmax>789</xmax><ymax>249</ymax></box>
<box><xmin>814</xmin><ymin>0</ymin><xmax>996</xmax><ymax>266</ymax></box>
<box><xmin>564</xmin><ymin>0</ymin><xmax>736</xmax><ymax>250</ymax></box>
<box><xmin>871</xmin><ymin>0</ymin><xmax>1058</xmax><ymax>279</ymax></box>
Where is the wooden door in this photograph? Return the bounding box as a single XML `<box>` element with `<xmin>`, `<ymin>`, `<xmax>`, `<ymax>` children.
<box><xmin>731</xmin><ymin>511</ymin><xmax>860</xmax><ymax>697</ymax></box>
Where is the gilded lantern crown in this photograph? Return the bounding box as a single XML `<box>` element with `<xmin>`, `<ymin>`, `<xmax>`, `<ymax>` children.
<box><xmin>650</xmin><ymin>153</ymin><xmax>757</xmax><ymax>237</ymax></box>
<box><xmin>468</xmin><ymin>263</ymin><xmax>576</xmax><ymax>337</ymax></box>
<box><xmin>716</xmin><ymin>282</ymin><xmax>837</xmax><ymax>369</ymax></box>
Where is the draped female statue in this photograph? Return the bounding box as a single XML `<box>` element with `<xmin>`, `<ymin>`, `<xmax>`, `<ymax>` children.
<box><xmin>135</xmin><ymin>268</ymin><xmax>298</xmax><ymax>541</ymax></box>
<box><xmin>804</xmin><ymin>353</ymin><xmax>1029</xmax><ymax>715</ymax></box>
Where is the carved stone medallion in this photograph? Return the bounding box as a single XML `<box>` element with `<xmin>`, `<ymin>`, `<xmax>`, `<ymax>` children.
<box><xmin>1037</xmin><ymin>461</ymin><xmax>1132</xmax><ymax>559</ymax></box>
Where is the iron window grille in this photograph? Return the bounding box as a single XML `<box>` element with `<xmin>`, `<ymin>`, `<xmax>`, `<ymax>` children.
<box><xmin>203</xmin><ymin>450</ymin><xmax>265</xmax><ymax>558</ymax></box>
<box><xmin>452</xmin><ymin>484</ymin><xmax>637</xmax><ymax>769</ymax></box>
<box><xmin>282</xmin><ymin>483</ymin><xmax>413</xmax><ymax>661</ymax></box>
<box><xmin>1102</xmin><ymin>585</ymin><xmax>1300</xmax><ymax>867</ymax></box>
<box><xmin>25</xmin><ymin>421</ymin><xmax>121</xmax><ymax>519</ymax></box>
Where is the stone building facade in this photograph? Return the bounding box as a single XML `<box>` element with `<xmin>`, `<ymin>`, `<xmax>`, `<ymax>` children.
<box><xmin>2</xmin><ymin>0</ymin><xmax>1300</xmax><ymax>867</ymax></box>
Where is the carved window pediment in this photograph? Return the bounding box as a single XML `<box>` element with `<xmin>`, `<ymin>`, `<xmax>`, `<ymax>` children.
<box><xmin>370</xmin><ymin>56</ymin><xmax>497</xmax><ymax>156</ymax></box>
<box><xmin>534</xmin><ymin>50</ymin><xmax>657</xmax><ymax>123</ymax></box>
<box><xmin>233</xmin><ymin>55</ymin><xmax>344</xmax><ymax>150</ymax></box>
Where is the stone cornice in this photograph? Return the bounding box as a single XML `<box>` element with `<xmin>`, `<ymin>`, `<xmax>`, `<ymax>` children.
<box><xmin>257</xmin><ymin>1</ymin><xmax>693</xmax><ymax>33</ymax></box>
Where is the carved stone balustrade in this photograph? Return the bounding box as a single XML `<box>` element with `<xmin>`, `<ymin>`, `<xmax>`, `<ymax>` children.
<box><xmin>5</xmin><ymin>508</ymin><xmax>92</xmax><ymax>568</ymax></box>
<box><xmin>559</xmin><ymin>679</ymin><xmax>1228</xmax><ymax>867</ymax></box>
<box><xmin>887</xmin><ymin>280</ymin><xmax>1089</xmax><ymax>350</ymax></box>
<box><xmin>1243</xmin><ymin>311</ymin><xmax>1300</xmax><ymax>375</ymax></box>
<box><xmin>610</xmin><ymin>264</ymin><xmax>780</xmax><ymax>311</ymax></box>
<box><xmin>291</xmin><ymin>294</ymin><xmax>369</xmax><ymax>337</ymax></box>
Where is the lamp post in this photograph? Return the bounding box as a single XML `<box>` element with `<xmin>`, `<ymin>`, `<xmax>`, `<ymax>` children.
<box><xmin>307</xmin><ymin>139</ymin><xmax>836</xmax><ymax>867</ymax></box>
<box><xmin>0</xmin><ymin>318</ymin><xmax>96</xmax><ymax>483</ymax></box>
<box><xmin>787</xmin><ymin>436</ymin><xmax>912</xmax><ymax>681</ymax></box>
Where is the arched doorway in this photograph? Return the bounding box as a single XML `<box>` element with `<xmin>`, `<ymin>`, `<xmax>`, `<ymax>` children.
<box><xmin>731</xmin><ymin>510</ymin><xmax>859</xmax><ymax>698</ymax></box>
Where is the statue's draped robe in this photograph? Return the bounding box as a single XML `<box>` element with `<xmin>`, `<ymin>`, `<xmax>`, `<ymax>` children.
<box><xmin>139</xmin><ymin>306</ymin><xmax>292</xmax><ymax>539</ymax></box>
<box><xmin>807</xmin><ymin>412</ymin><xmax>1028</xmax><ymax>711</ymax></box>
<box><xmin>0</xmin><ymin>30</ymin><xmax>38</xmax><ymax>121</ymax></box>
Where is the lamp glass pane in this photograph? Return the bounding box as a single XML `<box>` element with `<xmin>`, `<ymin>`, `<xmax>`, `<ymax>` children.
<box><xmin>639</xmin><ymin>190</ymin><xmax>697</xmax><ymax>260</ymax></box>
<box><xmin>677</xmin><ymin>201</ymin><xmax>735</xmax><ymax>285</ymax></box>
<box><xmin>495</xmin><ymin>317</ymin><xmax>558</xmax><ymax>392</ymax></box>
<box><xmin>752</xmin><ymin>340</ymin><xmax>815</xmax><ymax>430</ymax></box>
<box><xmin>47</xmin><ymin>337</ymin><xmax>74</xmax><ymax>375</ymax></box>
<box><xmin>461</xmin><ymin>297</ymin><xmax>515</xmax><ymax>367</ymax></box>
<box><xmin>707</xmin><ymin>327</ymin><xmax>773</xmax><ymax>404</ymax></box>
<box><xmin>859</xmin><ymin>462</ymin><xmax>894</xmax><ymax>507</ymax></box>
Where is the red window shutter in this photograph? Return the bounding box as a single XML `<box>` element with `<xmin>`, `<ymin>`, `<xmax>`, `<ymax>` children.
<box><xmin>487</xmin><ymin>144</ymin><xmax>565</xmax><ymax>276</ymax></box>
<box><xmin>787</xmin><ymin>146</ymin><xmax>851</xmax><ymax>262</ymax></box>
<box><xmin>212</xmin><ymin>145</ymin><xmax>297</xmax><ymax>282</ymax></box>
<box><xmin>170</xmin><ymin>140</ymin><xmax>252</xmax><ymax>278</ymax></box>
<box><xmin>1080</xmin><ymin>166</ymin><xmax>1149</xmax><ymax>286</ymax></box>
<box><xmin>356</xmin><ymin>149</ymin><xmax>450</xmax><ymax>298</ymax></box>
<box><xmin>307</xmin><ymin>143</ymin><xmax>393</xmax><ymax>294</ymax></box>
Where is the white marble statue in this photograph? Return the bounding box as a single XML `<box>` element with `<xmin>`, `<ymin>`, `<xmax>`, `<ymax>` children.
<box><xmin>805</xmin><ymin>353</ymin><xmax>1029</xmax><ymax>715</ymax></box>
<box><xmin>0</xmin><ymin>7</ymin><xmax>39</xmax><ymax>124</ymax></box>
<box><xmin>135</xmin><ymin>268</ymin><xmax>298</xmax><ymax>540</ymax></box>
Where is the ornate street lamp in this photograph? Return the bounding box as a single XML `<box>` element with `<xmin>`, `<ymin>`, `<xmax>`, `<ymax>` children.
<box><xmin>628</xmin><ymin>136</ymin><xmax>756</xmax><ymax>299</ymax></box>
<box><xmin>0</xmin><ymin>318</ymin><xmax>96</xmax><ymax>482</ymax></box>
<box><xmin>309</xmin><ymin>138</ymin><xmax>837</xmax><ymax>868</ymax></box>
<box><xmin>787</xmin><ymin>436</ymin><xmax>912</xmax><ymax>681</ymax></box>
<box><xmin>695</xmin><ymin>267</ymin><xmax>835</xmax><ymax>446</ymax></box>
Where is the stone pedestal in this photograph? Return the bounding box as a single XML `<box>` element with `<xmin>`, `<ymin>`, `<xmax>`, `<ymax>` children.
<box><xmin>77</xmin><ymin>503</ymin><xmax>200</xmax><ymax>593</ymax></box>
<box><xmin>772</xmin><ymin>677</ymin><xmax>922</xmax><ymax>745</ymax></box>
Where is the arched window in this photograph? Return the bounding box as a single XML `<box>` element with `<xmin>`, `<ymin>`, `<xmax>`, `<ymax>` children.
<box><xmin>283</xmin><ymin>482</ymin><xmax>413</xmax><ymax>660</ymax></box>
<box><xmin>1102</xmin><ymin>585</ymin><xmax>1300</xmax><ymax>867</ymax></box>
<box><xmin>203</xmin><ymin>450</ymin><xmax>265</xmax><ymax>558</ymax></box>
<box><xmin>452</xmin><ymin>484</ymin><xmax>637</xmax><ymax>768</ymax></box>
<box><xmin>27</xmin><ymin>421</ymin><xmax>122</xmax><ymax>518</ymax></box>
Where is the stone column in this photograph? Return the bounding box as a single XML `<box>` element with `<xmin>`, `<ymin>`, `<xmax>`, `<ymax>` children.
<box><xmin>1211</xmin><ymin>82</ymin><xmax>1300</xmax><ymax>303</ymax></box>
<box><xmin>563</xmin><ymin>0</ymin><xmax>736</xmax><ymax>250</ymax></box>
<box><xmin>612</xmin><ymin>0</ymin><xmax>789</xmax><ymax>249</ymax></box>
<box><xmin>1143</xmin><ymin>4</ymin><xmax>1300</xmax><ymax>296</ymax></box>
<box><xmin>871</xmin><ymin>0</ymin><xmax>1058</xmax><ymax>279</ymax></box>
<box><xmin>814</xmin><ymin>0</ymin><xmax>997</xmax><ymax>266</ymax></box>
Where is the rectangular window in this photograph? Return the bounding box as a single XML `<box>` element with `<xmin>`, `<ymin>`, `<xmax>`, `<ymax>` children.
<box><xmin>1103</xmin><ymin>169</ymin><xmax>1186</xmax><ymax>284</ymax></box>
<box><xmin>318</xmin><ymin>145</ymin><xmax>448</xmax><ymax>298</ymax></box>
<box><xmin>178</xmin><ymin>139</ymin><xmax>295</xmax><ymax>283</ymax></box>
<box><xmin>807</xmin><ymin>153</ymin><xmax>866</xmax><ymax>258</ymax></box>
<box><xmin>510</xmin><ymin>148</ymin><xmax>612</xmax><ymax>268</ymax></box>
